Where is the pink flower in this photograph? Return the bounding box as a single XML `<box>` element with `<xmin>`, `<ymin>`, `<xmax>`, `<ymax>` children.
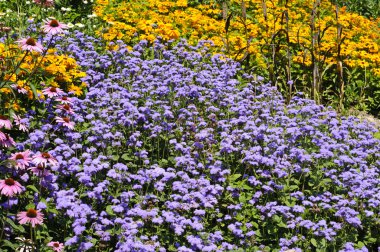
<box><xmin>0</xmin><ymin>133</ymin><xmax>16</xmax><ymax>147</ymax></box>
<box><xmin>12</xmin><ymin>114</ymin><xmax>28</xmax><ymax>132</ymax></box>
<box><xmin>42</xmin><ymin>19</ymin><xmax>68</xmax><ymax>35</ymax></box>
<box><xmin>42</xmin><ymin>87</ymin><xmax>64</xmax><ymax>98</ymax></box>
<box><xmin>0</xmin><ymin>115</ymin><xmax>12</xmax><ymax>129</ymax></box>
<box><xmin>55</xmin><ymin>116</ymin><xmax>75</xmax><ymax>130</ymax></box>
<box><xmin>33</xmin><ymin>0</ymin><xmax>54</xmax><ymax>7</ymax></box>
<box><xmin>9</xmin><ymin>150</ymin><xmax>32</xmax><ymax>169</ymax></box>
<box><xmin>0</xmin><ymin>132</ymin><xmax>5</xmax><ymax>142</ymax></box>
<box><xmin>29</xmin><ymin>164</ymin><xmax>50</xmax><ymax>177</ymax></box>
<box><xmin>55</xmin><ymin>96</ymin><xmax>73</xmax><ymax>104</ymax></box>
<box><xmin>11</xmin><ymin>84</ymin><xmax>28</xmax><ymax>94</ymax></box>
<box><xmin>33</xmin><ymin>152</ymin><xmax>58</xmax><ymax>166</ymax></box>
<box><xmin>0</xmin><ymin>178</ymin><xmax>23</xmax><ymax>197</ymax></box>
<box><xmin>17</xmin><ymin>38</ymin><xmax>44</xmax><ymax>53</ymax></box>
<box><xmin>17</xmin><ymin>209</ymin><xmax>44</xmax><ymax>227</ymax></box>
<box><xmin>57</xmin><ymin>104</ymin><xmax>75</xmax><ymax>114</ymax></box>
<box><xmin>47</xmin><ymin>241</ymin><xmax>64</xmax><ymax>252</ymax></box>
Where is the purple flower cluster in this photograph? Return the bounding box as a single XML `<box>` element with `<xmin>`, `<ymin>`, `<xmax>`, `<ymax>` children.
<box><xmin>11</xmin><ymin>31</ymin><xmax>380</xmax><ymax>251</ymax></box>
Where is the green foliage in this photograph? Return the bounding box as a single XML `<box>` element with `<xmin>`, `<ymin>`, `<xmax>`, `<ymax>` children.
<box><xmin>338</xmin><ymin>0</ymin><xmax>380</xmax><ymax>18</ymax></box>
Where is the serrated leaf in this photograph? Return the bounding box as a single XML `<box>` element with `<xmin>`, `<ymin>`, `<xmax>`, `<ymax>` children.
<box><xmin>239</xmin><ymin>195</ymin><xmax>246</xmax><ymax>203</ymax></box>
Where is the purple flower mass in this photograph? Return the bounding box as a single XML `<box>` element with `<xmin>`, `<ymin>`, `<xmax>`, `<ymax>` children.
<box><xmin>1</xmin><ymin>30</ymin><xmax>380</xmax><ymax>251</ymax></box>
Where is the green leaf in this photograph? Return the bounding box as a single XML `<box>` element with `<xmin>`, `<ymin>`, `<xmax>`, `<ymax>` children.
<box><xmin>242</xmin><ymin>184</ymin><xmax>253</xmax><ymax>190</ymax></box>
<box><xmin>366</xmin><ymin>237</ymin><xmax>377</xmax><ymax>243</ymax></box>
<box><xmin>311</xmin><ymin>238</ymin><xmax>318</xmax><ymax>247</ymax></box>
<box><xmin>158</xmin><ymin>159</ymin><xmax>168</xmax><ymax>167</ymax></box>
<box><xmin>26</xmin><ymin>203</ymin><xmax>36</xmax><ymax>210</ymax></box>
<box><xmin>229</xmin><ymin>174</ymin><xmax>241</xmax><ymax>182</ymax></box>
<box><xmin>321</xmin><ymin>238</ymin><xmax>326</xmax><ymax>247</ymax></box>
<box><xmin>357</xmin><ymin>241</ymin><xmax>365</xmax><ymax>248</ymax></box>
<box><xmin>27</xmin><ymin>185</ymin><xmax>39</xmax><ymax>193</ymax></box>
<box><xmin>111</xmin><ymin>155</ymin><xmax>120</xmax><ymax>161</ymax></box>
<box><xmin>374</xmin><ymin>132</ymin><xmax>380</xmax><ymax>139</ymax></box>
<box><xmin>3</xmin><ymin>239</ymin><xmax>18</xmax><ymax>249</ymax></box>
<box><xmin>29</xmin><ymin>83</ymin><xmax>39</xmax><ymax>99</ymax></box>
<box><xmin>121</xmin><ymin>153</ymin><xmax>133</xmax><ymax>161</ymax></box>
<box><xmin>106</xmin><ymin>205</ymin><xmax>115</xmax><ymax>216</ymax></box>
<box><xmin>6</xmin><ymin>217</ymin><xmax>25</xmax><ymax>233</ymax></box>
<box><xmin>239</xmin><ymin>195</ymin><xmax>246</xmax><ymax>203</ymax></box>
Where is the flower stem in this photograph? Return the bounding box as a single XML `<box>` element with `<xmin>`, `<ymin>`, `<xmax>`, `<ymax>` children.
<box><xmin>0</xmin><ymin>198</ymin><xmax>10</xmax><ymax>242</ymax></box>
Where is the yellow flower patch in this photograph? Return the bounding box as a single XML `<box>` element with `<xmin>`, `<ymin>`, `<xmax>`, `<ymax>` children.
<box><xmin>94</xmin><ymin>0</ymin><xmax>380</xmax><ymax>78</ymax></box>
<box><xmin>0</xmin><ymin>43</ymin><xmax>87</xmax><ymax>112</ymax></box>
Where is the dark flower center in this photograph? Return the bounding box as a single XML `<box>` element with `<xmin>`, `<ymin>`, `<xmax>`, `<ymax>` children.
<box><xmin>26</xmin><ymin>38</ymin><xmax>36</xmax><ymax>46</ymax></box>
<box><xmin>63</xmin><ymin>117</ymin><xmax>70</xmax><ymax>123</ymax></box>
<box><xmin>63</xmin><ymin>104</ymin><xmax>70</xmax><ymax>110</ymax></box>
<box><xmin>37</xmin><ymin>164</ymin><xmax>45</xmax><ymax>170</ymax></box>
<box><xmin>62</xmin><ymin>96</ymin><xmax>68</xmax><ymax>100</ymax></box>
<box><xmin>49</xmin><ymin>20</ymin><xmax>59</xmax><ymax>28</ymax></box>
<box><xmin>26</xmin><ymin>209</ymin><xmax>37</xmax><ymax>218</ymax></box>
<box><xmin>53</xmin><ymin>242</ymin><xmax>60</xmax><ymax>247</ymax></box>
<box><xmin>50</xmin><ymin>87</ymin><xmax>57</xmax><ymax>92</ymax></box>
<box><xmin>5</xmin><ymin>178</ymin><xmax>15</xmax><ymax>186</ymax></box>
<box><xmin>15</xmin><ymin>154</ymin><xmax>24</xmax><ymax>159</ymax></box>
<box><xmin>41</xmin><ymin>152</ymin><xmax>51</xmax><ymax>159</ymax></box>
<box><xmin>0</xmin><ymin>115</ymin><xmax>8</xmax><ymax>120</ymax></box>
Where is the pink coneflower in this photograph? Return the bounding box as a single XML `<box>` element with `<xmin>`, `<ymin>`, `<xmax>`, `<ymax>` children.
<box><xmin>0</xmin><ymin>131</ymin><xmax>5</xmax><ymax>141</ymax></box>
<box><xmin>55</xmin><ymin>116</ymin><xmax>75</xmax><ymax>130</ymax></box>
<box><xmin>42</xmin><ymin>19</ymin><xmax>68</xmax><ymax>35</ymax></box>
<box><xmin>0</xmin><ymin>133</ymin><xmax>16</xmax><ymax>147</ymax></box>
<box><xmin>42</xmin><ymin>87</ymin><xmax>64</xmax><ymax>98</ymax></box>
<box><xmin>33</xmin><ymin>152</ymin><xmax>58</xmax><ymax>166</ymax></box>
<box><xmin>17</xmin><ymin>209</ymin><xmax>44</xmax><ymax>227</ymax></box>
<box><xmin>29</xmin><ymin>164</ymin><xmax>50</xmax><ymax>177</ymax></box>
<box><xmin>12</xmin><ymin>114</ymin><xmax>28</xmax><ymax>132</ymax></box>
<box><xmin>11</xmin><ymin>84</ymin><xmax>28</xmax><ymax>94</ymax></box>
<box><xmin>33</xmin><ymin>0</ymin><xmax>54</xmax><ymax>7</ymax></box>
<box><xmin>9</xmin><ymin>150</ymin><xmax>32</xmax><ymax>170</ymax></box>
<box><xmin>57</xmin><ymin>104</ymin><xmax>75</xmax><ymax>114</ymax></box>
<box><xmin>47</xmin><ymin>241</ymin><xmax>64</xmax><ymax>252</ymax></box>
<box><xmin>0</xmin><ymin>115</ymin><xmax>12</xmax><ymax>129</ymax></box>
<box><xmin>0</xmin><ymin>178</ymin><xmax>23</xmax><ymax>197</ymax></box>
<box><xmin>55</xmin><ymin>96</ymin><xmax>73</xmax><ymax>104</ymax></box>
<box><xmin>17</xmin><ymin>37</ymin><xmax>44</xmax><ymax>53</ymax></box>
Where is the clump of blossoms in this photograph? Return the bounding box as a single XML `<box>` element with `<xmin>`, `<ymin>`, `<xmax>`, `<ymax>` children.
<box><xmin>16</xmin><ymin>32</ymin><xmax>378</xmax><ymax>251</ymax></box>
<box><xmin>0</xmin><ymin>19</ymin><xmax>86</xmax><ymax>115</ymax></box>
<box><xmin>0</xmin><ymin>89</ymin><xmax>76</xmax><ymax>249</ymax></box>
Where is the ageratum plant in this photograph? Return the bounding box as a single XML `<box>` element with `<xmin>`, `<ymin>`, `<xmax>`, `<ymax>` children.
<box><xmin>3</xmin><ymin>30</ymin><xmax>377</xmax><ymax>251</ymax></box>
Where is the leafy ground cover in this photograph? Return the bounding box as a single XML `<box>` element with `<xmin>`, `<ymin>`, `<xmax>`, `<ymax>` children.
<box><xmin>0</xmin><ymin>0</ymin><xmax>380</xmax><ymax>252</ymax></box>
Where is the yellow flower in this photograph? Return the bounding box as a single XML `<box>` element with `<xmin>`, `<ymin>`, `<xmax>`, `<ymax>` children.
<box><xmin>69</xmin><ymin>85</ymin><xmax>83</xmax><ymax>96</ymax></box>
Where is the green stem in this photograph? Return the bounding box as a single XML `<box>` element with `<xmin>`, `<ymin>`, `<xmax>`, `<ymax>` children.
<box><xmin>1</xmin><ymin>51</ymin><xmax>29</xmax><ymax>89</ymax></box>
<box><xmin>0</xmin><ymin>198</ymin><xmax>10</xmax><ymax>243</ymax></box>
